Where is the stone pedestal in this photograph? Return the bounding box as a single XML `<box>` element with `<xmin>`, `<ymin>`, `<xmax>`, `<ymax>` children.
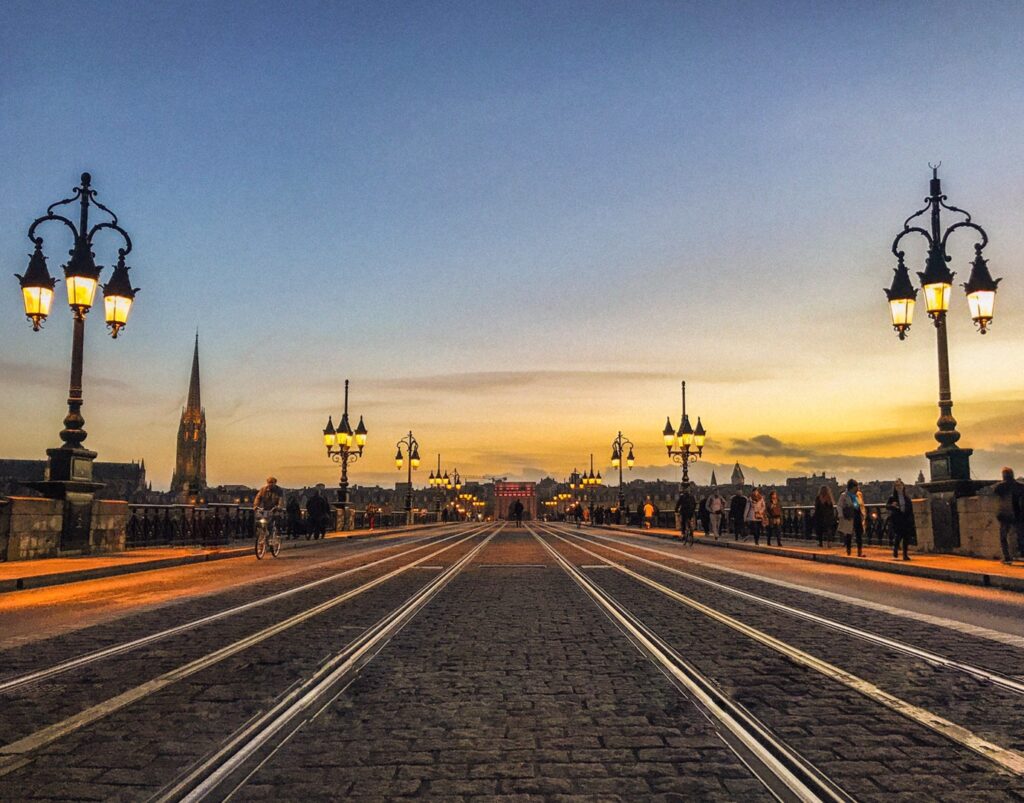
<box><xmin>0</xmin><ymin>496</ymin><xmax>128</xmax><ymax>561</ymax></box>
<box><xmin>2</xmin><ymin>497</ymin><xmax>62</xmax><ymax>560</ymax></box>
<box><xmin>912</xmin><ymin>498</ymin><xmax>934</xmax><ymax>552</ymax></box>
<box><xmin>955</xmin><ymin>494</ymin><xmax>1003</xmax><ymax>560</ymax></box>
<box><xmin>90</xmin><ymin>500</ymin><xmax>127</xmax><ymax>553</ymax></box>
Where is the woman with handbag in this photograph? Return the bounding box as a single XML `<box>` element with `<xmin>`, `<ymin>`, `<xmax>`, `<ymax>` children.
<box><xmin>838</xmin><ymin>479</ymin><xmax>866</xmax><ymax>556</ymax></box>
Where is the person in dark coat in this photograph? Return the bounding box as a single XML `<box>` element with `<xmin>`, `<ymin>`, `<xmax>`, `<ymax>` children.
<box><xmin>729</xmin><ymin>491</ymin><xmax>748</xmax><ymax>541</ymax></box>
<box><xmin>285</xmin><ymin>496</ymin><xmax>302</xmax><ymax>540</ymax></box>
<box><xmin>512</xmin><ymin>499</ymin><xmax>525</xmax><ymax>527</ymax></box>
<box><xmin>675</xmin><ymin>485</ymin><xmax>697</xmax><ymax>542</ymax></box>
<box><xmin>306</xmin><ymin>486</ymin><xmax>332</xmax><ymax>540</ymax></box>
<box><xmin>813</xmin><ymin>485</ymin><xmax>837</xmax><ymax>547</ymax></box>
<box><xmin>994</xmin><ymin>467</ymin><xmax>1024</xmax><ymax>564</ymax></box>
<box><xmin>886</xmin><ymin>478</ymin><xmax>916</xmax><ymax>561</ymax></box>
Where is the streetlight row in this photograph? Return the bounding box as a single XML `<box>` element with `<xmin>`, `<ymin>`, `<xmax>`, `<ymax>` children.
<box><xmin>13</xmin><ymin>168</ymin><xmax>1007</xmax><ymax>515</ymax></box>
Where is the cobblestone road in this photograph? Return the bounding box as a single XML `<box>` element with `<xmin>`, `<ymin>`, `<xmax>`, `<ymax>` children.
<box><xmin>2</xmin><ymin>521</ymin><xmax>1024</xmax><ymax>801</ymax></box>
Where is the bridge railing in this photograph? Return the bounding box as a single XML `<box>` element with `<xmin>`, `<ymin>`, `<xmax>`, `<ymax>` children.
<box><xmin>125</xmin><ymin>504</ymin><xmax>255</xmax><ymax>549</ymax></box>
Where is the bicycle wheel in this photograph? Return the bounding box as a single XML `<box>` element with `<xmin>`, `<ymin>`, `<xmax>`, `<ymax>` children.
<box><xmin>269</xmin><ymin>529</ymin><xmax>282</xmax><ymax>558</ymax></box>
<box><xmin>255</xmin><ymin>528</ymin><xmax>267</xmax><ymax>560</ymax></box>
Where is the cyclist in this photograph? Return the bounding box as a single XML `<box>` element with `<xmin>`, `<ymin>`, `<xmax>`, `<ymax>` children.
<box><xmin>253</xmin><ymin>476</ymin><xmax>285</xmax><ymax>557</ymax></box>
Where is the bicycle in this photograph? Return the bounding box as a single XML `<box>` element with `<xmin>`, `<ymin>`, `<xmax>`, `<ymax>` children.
<box><xmin>254</xmin><ymin>509</ymin><xmax>283</xmax><ymax>560</ymax></box>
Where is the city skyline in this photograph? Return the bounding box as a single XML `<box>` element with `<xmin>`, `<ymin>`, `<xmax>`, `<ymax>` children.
<box><xmin>2</xmin><ymin>2</ymin><xmax>1022</xmax><ymax>489</ymax></box>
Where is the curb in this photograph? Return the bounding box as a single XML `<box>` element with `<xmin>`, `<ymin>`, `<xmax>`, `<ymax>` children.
<box><xmin>0</xmin><ymin>524</ymin><xmax>443</xmax><ymax>595</ymax></box>
<box><xmin>605</xmin><ymin>526</ymin><xmax>1024</xmax><ymax>595</ymax></box>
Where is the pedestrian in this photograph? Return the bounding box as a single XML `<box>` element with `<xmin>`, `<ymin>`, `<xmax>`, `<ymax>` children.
<box><xmin>766</xmin><ymin>490</ymin><xmax>783</xmax><ymax>546</ymax></box>
<box><xmin>285</xmin><ymin>495</ymin><xmax>302</xmax><ymax>540</ymax></box>
<box><xmin>573</xmin><ymin>501</ymin><xmax>584</xmax><ymax>529</ymax></box>
<box><xmin>698</xmin><ymin>495</ymin><xmax>711</xmax><ymax>537</ymax></box>
<box><xmin>813</xmin><ymin>485</ymin><xmax>837</xmax><ymax>547</ymax></box>
<box><xmin>643</xmin><ymin>497</ymin><xmax>655</xmax><ymax>530</ymax></box>
<box><xmin>747</xmin><ymin>488</ymin><xmax>766</xmax><ymax>545</ymax></box>
<box><xmin>838</xmin><ymin>479</ymin><xmax>866</xmax><ymax>557</ymax></box>
<box><xmin>512</xmin><ymin>499</ymin><xmax>525</xmax><ymax>528</ymax></box>
<box><xmin>730</xmin><ymin>490</ymin><xmax>748</xmax><ymax>541</ymax></box>
<box><xmin>306</xmin><ymin>485</ymin><xmax>332</xmax><ymax>540</ymax></box>
<box><xmin>994</xmin><ymin>467</ymin><xmax>1024</xmax><ymax>564</ymax></box>
<box><xmin>886</xmin><ymin>478</ymin><xmax>916</xmax><ymax>561</ymax></box>
<box><xmin>675</xmin><ymin>485</ymin><xmax>697</xmax><ymax>543</ymax></box>
<box><xmin>706</xmin><ymin>488</ymin><xmax>726</xmax><ymax>540</ymax></box>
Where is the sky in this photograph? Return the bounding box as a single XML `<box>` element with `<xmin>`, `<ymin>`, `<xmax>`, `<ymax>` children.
<box><xmin>1</xmin><ymin>1</ymin><xmax>1023</xmax><ymax>491</ymax></box>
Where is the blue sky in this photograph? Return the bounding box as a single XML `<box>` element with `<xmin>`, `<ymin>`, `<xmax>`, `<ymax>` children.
<box><xmin>2</xmin><ymin>1</ymin><xmax>1023</xmax><ymax>489</ymax></box>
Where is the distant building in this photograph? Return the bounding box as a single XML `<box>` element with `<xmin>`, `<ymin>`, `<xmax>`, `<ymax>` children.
<box><xmin>0</xmin><ymin>458</ymin><xmax>147</xmax><ymax>501</ymax></box>
<box><xmin>710</xmin><ymin>470</ymin><xmax>718</xmax><ymax>487</ymax></box>
<box><xmin>170</xmin><ymin>334</ymin><xmax>207</xmax><ymax>496</ymax></box>
<box><xmin>731</xmin><ymin>462</ymin><xmax>745</xmax><ymax>486</ymax></box>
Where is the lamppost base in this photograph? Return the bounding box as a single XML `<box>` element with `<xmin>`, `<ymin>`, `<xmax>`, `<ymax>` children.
<box><xmin>924</xmin><ymin>446</ymin><xmax>975</xmax><ymax>489</ymax></box>
<box><xmin>28</xmin><ymin>448</ymin><xmax>105</xmax><ymax>554</ymax></box>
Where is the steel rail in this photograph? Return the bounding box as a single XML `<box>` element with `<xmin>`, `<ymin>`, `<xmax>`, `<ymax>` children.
<box><xmin>0</xmin><ymin>523</ymin><xmax>481</xmax><ymax>695</ymax></box>
<box><xmin>0</xmin><ymin>525</ymin><xmax>494</xmax><ymax>777</ymax></box>
<box><xmin>547</xmin><ymin>527</ymin><xmax>1024</xmax><ymax>777</ymax></box>
<box><xmin>583</xmin><ymin>528</ymin><xmax>1024</xmax><ymax>650</ymax></box>
<box><xmin>569</xmin><ymin>528</ymin><xmax>1024</xmax><ymax>697</ymax></box>
<box><xmin>159</xmin><ymin>524</ymin><xmax>502</xmax><ymax>802</ymax></box>
<box><xmin>530</xmin><ymin>525</ymin><xmax>850</xmax><ymax>803</ymax></box>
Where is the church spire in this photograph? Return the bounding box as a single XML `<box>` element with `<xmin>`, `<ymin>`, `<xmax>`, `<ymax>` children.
<box><xmin>186</xmin><ymin>331</ymin><xmax>201</xmax><ymax>412</ymax></box>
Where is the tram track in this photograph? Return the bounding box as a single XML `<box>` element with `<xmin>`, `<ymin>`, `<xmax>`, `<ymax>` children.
<box><xmin>0</xmin><ymin>523</ymin><xmax>498</xmax><ymax>779</ymax></box>
<box><xmin>567</xmin><ymin>529</ymin><xmax>1024</xmax><ymax>697</ymax></box>
<box><xmin>0</xmin><ymin>523</ymin><xmax>482</xmax><ymax>696</ymax></box>
<box><xmin>538</xmin><ymin>523</ymin><xmax>1024</xmax><ymax>781</ymax></box>
<box><xmin>528</xmin><ymin>524</ymin><xmax>852</xmax><ymax>803</ymax></box>
<box><xmin>152</xmin><ymin>525</ymin><xmax>501</xmax><ymax>802</ymax></box>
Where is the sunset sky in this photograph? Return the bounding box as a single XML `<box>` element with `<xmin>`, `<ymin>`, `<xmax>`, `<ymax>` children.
<box><xmin>2</xmin><ymin>1</ymin><xmax>1022</xmax><ymax>491</ymax></box>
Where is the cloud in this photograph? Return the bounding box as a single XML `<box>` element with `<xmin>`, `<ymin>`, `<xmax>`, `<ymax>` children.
<box><xmin>729</xmin><ymin>434</ymin><xmax>814</xmax><ymax>458</ymax></box>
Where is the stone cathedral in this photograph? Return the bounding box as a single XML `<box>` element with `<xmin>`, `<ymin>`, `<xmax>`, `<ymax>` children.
<box><xmin>171</xmin><ymin>334</ymin><xmax>207</xmax><ymax>495</ymax></box>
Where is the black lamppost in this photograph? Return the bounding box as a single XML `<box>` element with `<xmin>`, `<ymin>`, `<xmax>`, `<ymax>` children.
<box><xmin>394</xmin><ymin>432</ymin><xmax>421</xmax><ymax>525</ymax></box>
<box><xmin>663</xmin><ymin>381</ymin><xmax>706</xmax><ymax>488</ymax></box>
<box><xmin>427</xmin><ymin>456</ymin><xmax>461</xmax><ymax>521</ymax></box>
<box><xmin>609</xmin><ymin>431</ymin><xmax>635</xmax><ymax>511</ymax></box>
<box><xmin>322</xmin><ymin>379</ymin><xmax>368</xmax><ymax>526</ymax></box>
<box><xmin>884</xmin><ymin>167</ymin><xmax>1002</xmax><ymax>489</ymax></box>
<box><xmin>582</xmin><ymin>453</ymin><xmax>602</xmax><ymax>506</ymax></box>
<box><xmin>14</xmin><ymin>173</ymin><xmax>139</xmax><ymax>521</ymax></box>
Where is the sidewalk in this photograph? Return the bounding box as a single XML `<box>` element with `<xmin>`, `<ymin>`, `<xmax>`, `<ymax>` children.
<box><xmin>608</xmin><ymin>525</ymin><xmax>1024</xmax><ymax>594</ymax></box>
<box><xmin>0</xmin><ymin>524</ymin><xmax>439</xmax><ymax>594</ymax></box>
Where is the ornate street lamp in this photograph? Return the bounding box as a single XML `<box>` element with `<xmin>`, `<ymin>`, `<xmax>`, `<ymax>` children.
<box><xmin>663</xmin><ymin>380</ymin><xmax>706</xmax><ymax>488</ymax></box>
<box><xmin>427</xmin><ymin>455</ymin><xmax>460</xmax><ymax>521</ymax></box>
<box><xmin>322</xmin><ymin>379</ymin><xmax>367</xmax><ymax>526</ymax></box>
<box><xmin>395</xmin><ymin>431</ymin><xmax>421</xmax><ymax>525</ymax></box>
<box><xmin>610</xmin><ymin>431</ymin><xmax>635</xmax><ymax>511</ymax></box>
<box><xmin>13</xmin><ymin>173</ymin><xmax>139</xmax><ymax>519</ymax></box>
<box><xmin>884</xmin><ymin>167</ymin><xmax>1002</xmax><ymax>487</ymax></box>
<box><xmin>582</xmin><ymin>453</ymin><xmax>602</xmax><ymax>507</ymax></box>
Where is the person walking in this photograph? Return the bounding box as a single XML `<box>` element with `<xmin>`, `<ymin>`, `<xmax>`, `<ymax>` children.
<box><xmin>746</xmin><ymin>488</ymin><xmax>766</xmax><ymax>545</ymax></box>
<box><xmin>285</xmin><ymin>496</ymin><xmax>302</xmax><ymax>540</ymax></box>
<box><xmin>730</xmin><ymin>490</ymin><xmax>748</xmax><ymax>541</ymax></box>
<box><xmin>698</xmin><ymin>495</ymin><xmax>711</xmax><ymax>537</ymax></box>
<box><xmin>676</xmin><ymin>485</ymin><xmax>697</xmax><ymax>545</ymax></box>
<box><xmin>573</xmin><ymin>501</ymin><xmax>584</xmax><ymax>529</ymax></box>
<box><xmin>813</xmin><ymin>485</ymin><xmax>837</xmax><ymax>547</ymax></box>
<box><xmin>643</xmin><ymin>498</ymin><xmax>655</xmax><ymax>530</ymax></box>
<box><xmin>706</xmin><ymin>488</ymin><xmax>726</xmax><ymax>540</ymax></box>
<box><xmin>512</xmin><ymin>499</ymin><xmax>525</xmax><ymax>528</ymax></box>
<box><xmin>766</xmin><ymin>490</ymin><xmax>783</xmax><ymax>546</ymax></box>
<box><xmin>306</xmin><ymin>485</ymin><xmax>332</xmax><ymax>540</ymax></box>
<box><xmin>994</xmin><ymin>467</ymin><xmax>1024</xmax><ymax>564</ymax></box>
<box><xmin>886</xmin><ymin>478</ymin><xmax>916</xmax><ymax>561</ymax></box>
<box><xmin>838</xmin><ymin>479</ymin><xmax>867</xmax><ymax>557</ymax></box>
